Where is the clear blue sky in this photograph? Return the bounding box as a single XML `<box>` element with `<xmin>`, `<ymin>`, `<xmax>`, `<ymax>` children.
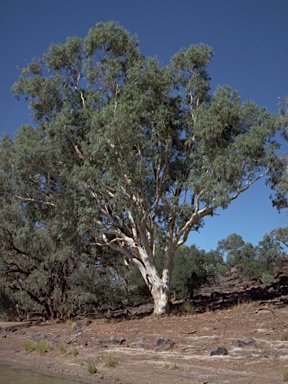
<box><xmin>1</xmin><ymin>0</ymin><xmax>288</xmax><ymax>251</ymax></box>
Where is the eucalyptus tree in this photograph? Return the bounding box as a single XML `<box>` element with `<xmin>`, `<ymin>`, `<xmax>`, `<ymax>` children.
<box><xmin>255</xmin><ymin>230</ymin><xmax>285</xmax><ymax>282</ymax></box>
<box><xmin>0</xmin><ymin>193</ymin><xmax>140</xmax><ymax>319</ymax></box>
<box><xmin>269</xmin><ymin>97</ymin><xmax>288</xmax><ymax>210</ymax></box>
<box><xmin>3</xmin><ymin>22</ymin><xmax>283</xmax><ymax>315</ymax></box>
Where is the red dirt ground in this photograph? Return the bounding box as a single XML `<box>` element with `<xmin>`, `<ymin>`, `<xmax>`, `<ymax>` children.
<box><xmin>1</xmin><ymin>302</ymin><xmax>288</xmax><ymax>383</ymax></box>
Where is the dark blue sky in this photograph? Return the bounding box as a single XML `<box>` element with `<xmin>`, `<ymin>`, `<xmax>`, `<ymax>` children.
<box><xmin>1</xmin><ymin>0</ymin><xmax>288</xmax><ymax>251</ymax></box>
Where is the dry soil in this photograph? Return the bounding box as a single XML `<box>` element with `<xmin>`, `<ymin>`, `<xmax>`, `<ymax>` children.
<box><xmin>1</xmin><ymin>302</ymin><xmax>288</xmax><ymax>383</ymax></box>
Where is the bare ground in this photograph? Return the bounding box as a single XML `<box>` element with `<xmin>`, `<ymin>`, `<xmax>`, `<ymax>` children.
<box><xmin>1</xmin><ymin>301</ymin><xmax>288</xmax><ymax>383</ymax></box>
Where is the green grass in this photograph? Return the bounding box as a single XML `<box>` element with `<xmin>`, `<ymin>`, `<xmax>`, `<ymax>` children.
<box><xmin>35</xmin><ymin>340</ymin><xmax>51</xmax><ymax>354</ymax></box>
<box><xmin>180</xmin><ymin>301</ymin><xmax>196</xmax><ymax>314</ymax></box>
<box><xmin>102</xmin><ymin>353</ymin><xmax>118</xmax><ymax>368</ymax></box>
<box><xmin>58</xmin><ymin>343</ymin><xmax>67</xmax><ymax>355</ymax></box>
<box><xmin>24</xmin><ymin>340</ymin><xmax>35</xmax><ymax>352</ymax></box>
<box><xmin>71</xmin><ymin>348</ymin><xmax>79</xmax><ymax>356</ymax></box>
<box><xmin>87</xmin><ymin>361</ymin><xmax>97</xmax><ymax>374</ymax></box>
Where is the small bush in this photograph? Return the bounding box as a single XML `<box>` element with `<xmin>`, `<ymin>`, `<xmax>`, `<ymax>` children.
<box><xmin>163</xmin><ymin>360</ymin><xmax>178</xmax><ymax>370</ymax></box>
<box><xmin>87</xmin><ymin>361</ymin><xmax>97</xmax><ymax>374</ymax></box>
<box><xmin>284</xmin><ymin>370</ymin><xmax>288</xmax><ymax>382</ymax></box>
<box><xmin>58</xmin><ymin>344</ymin><xmax>67</xmax><ymax>355</ymax></box>
<box><xmin>261</xmin><ymin>272</ymin><xmax>275</xmax><ymax>284</ymax></box>
<box><xmin>35</xmin><ymin>340</ymin><xmax>51</xmax><ymax>354</ymax></box>
<box><xmin>180</xmin><ymin>301</ymin><xmax>196</xmax><ymax>314</ymax></box>
<box><xmin>170</xmin><ymin>361</ymin><xmax>178</xmax><ymax>370</ymax></box>
<box><xmin>102</xmin><ymin>354</ymin><xmax>118</xmax><ymax>368</ymax></box>
<box><xmin>24</xmin><ymin>340</ymin><xmax>35</xmax><ymax>352</ymax></box>
<box><xmin>71</xmin><ymin>348</ymin><xmax>79</xmax><ymax>356</ymax></box>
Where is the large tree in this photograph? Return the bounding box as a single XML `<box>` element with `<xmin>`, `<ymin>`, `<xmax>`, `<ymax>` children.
<box><xmin>1</xmin><ymin>22</ymin><xmax>284</xmax><ymax>315</ymax></box>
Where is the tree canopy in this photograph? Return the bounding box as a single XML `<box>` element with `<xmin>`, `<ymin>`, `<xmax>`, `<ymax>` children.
<box><xmin>0</xmin><ymin>22</ymin><xmax>285</xmax><ymax>315</ymax></box>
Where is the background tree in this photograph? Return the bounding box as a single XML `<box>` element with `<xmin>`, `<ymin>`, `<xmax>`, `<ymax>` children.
<box><xmin>1</xmin><ymin>22</ymin><xmax>283</xmax><ymax>315</ymax></box>
<box><xmin>216</xmin><ymin>231</ymin><xmax>285</xmax><ymax>283</ymax></box>
<box><xmin>268</xmin><ymin>96</ymin><xmax>288</xmax><ymax>210</ymax></box>
<box><xmin>254</xmin><ymin>230</ymin><xmax>285</xmax><ymax>282</ymax></box>
<box><xmin>170</xmin><ymin>245</ymin><xmax>224</xmax><ymax>300</ymax></box>
<box><xmin>217</xmin><ymin>233</ymin><xmax>256</xmax><ymax>274</ymax></box>
<box><xmin>0</xmin><ymin>197</ymin><xmax>150</xmax><ymax>320</ymax></box>
<box><xmin>269</xmin><ymin>227</ymin><xmax>288</xmax><ymax>250</ymax></box>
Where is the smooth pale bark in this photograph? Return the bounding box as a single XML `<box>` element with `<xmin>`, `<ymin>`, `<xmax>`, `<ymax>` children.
<box><xmin>134</xmin><ymin>248</ymin><xmax>173</xmax><ymax>316</ymax></box>
<box><xmin>150</xmin><ymin>276</ymin><xmax>171</xmax><ymax>315</ymax></box>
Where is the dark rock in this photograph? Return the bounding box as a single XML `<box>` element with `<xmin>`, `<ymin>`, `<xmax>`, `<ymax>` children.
<box><xmin>232</xmin><ymin>337</ymin><xmax>255</xmax><ymax>348</ymax></box>
<box><xmin>65</xmin><ymin>336</ymin><xmax>78</xmax><ymax>344</ymax></box>
<box><xmin>49</xmin><ymin>334</ymin><xmax>60</xmax><ymax>343</ymax></box>
<box><xmin>211</xmin><ymin>291</ymin><xmax>221</xmax><ymax>299</ymax></box>
<box><xmin>32</xmin><ymin>332</ymin><xmax>45</xmax><ymax>341</ymax></box>
<box><xmin>99</xmin><ymin>340</ymin><xmax>108</xmax><ymax>347</ymax></box>
<box><xmin>72</xmin><ymin>329</ymin><xmax>83</xmax><ymax>337</ymax></box>
<box><xmin>210</xmin><ymin>347</ymin><xmax>228</xmax><ymax>356</ymax></box>
<box><xmin>84</xmin><ymin>318</ymin><xmax>92</xmax><ymax>326</ymax></box>
<box><xmin>226</xmin><ymin>273</ymin><xmax>239</xmax><ymax>281</ymax></box>
<box><xmin>75</xmin><ymin>321</ymin><xmax>83</xmax><ymax>328</ymax></box>
<box><xmin>65</xmin><ymin>330</ymin><xmax>82</xmax><ymax>344</ymax></box>
<box><xmin>109</xmin><ymin>336</ymin><xmax>126</xmax><ymax>344</ymax></box>
<box><xmin>155</xmin><ymin>338</ymin><xmax>175</xmax><ymax>352</ymax></box>
<box><xmin>78</xmin><ymin>340</ymin><xmax>88</xmax><ymax>347</ymax></box>
<box><xmin>213</xmin><ymin>321</ymin><xmax>227</xmax><ymax>329</ymax></box>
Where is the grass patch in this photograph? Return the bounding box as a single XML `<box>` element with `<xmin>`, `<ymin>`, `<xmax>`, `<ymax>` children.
<box><xmin>71</xmin><ymin>348</ymin><xmax>79</xmax><ymax>356</ymax></box>
<box><xmin>181</xmin><ymin>301</ymin><xmax>196</xmax><ymax>314</ymax></box>
<box><xmin>101</xmin><ymin>353</ymin><xmax>118</xmax><ymax>368</ymax></box>
<box><xmin>24</xmin><ymin>340</ymin><xmax>35</xmax><ymax>353</ymax></box>
<box><xmin>163</xmin><ymin>360</ymin><xmax>178</xmax><ymax>370</ymax></box>
<box><xmin>284</xmin><ymin>370</ymin><xmax>288</xmax><ymax>381</ymax></box>
<box><xmin>58</xmin><ymin>343</ymin><xmax>67</xmax><ymax>355</ymax></box>
<box><xmin>87</xmin><ymin>361</ymin><xmax>97</xmax><ymax>374</ymax></box>
<box><xmin>35</xmin><ymin>340</ymin><xmax>51</xmax><ymax>354</ymax></box>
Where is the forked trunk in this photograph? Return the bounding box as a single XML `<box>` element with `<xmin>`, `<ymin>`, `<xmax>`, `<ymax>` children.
<box><xmin>135</xmin><ymin>248</ymin><xmax>173</xmax><ymax>316</ymax></box>
<box><xmin>150</xmin><ymin>248</ymin><xmax>174</xmax><ymax>315</ymax></box>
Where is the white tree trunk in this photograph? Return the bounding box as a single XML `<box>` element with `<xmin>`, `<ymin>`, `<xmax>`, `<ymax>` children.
<box><xmin>125</xmin><ymin>240</ymin><xmax>174</xmax><ymax>315</ymax></box>
<box><xmin>151</xmin><ymin>281</ymin><xmax>170</xmax><ymax>315</ymax></box>
<box><xmin>150</xmin><ymin>248</ymin><xmax>174</xmax><ymax>315</ymax></box>
<box><xmin>139</xmin><ymin>261</ymin><xmax>171</xmax><ymax>316</ymax></box>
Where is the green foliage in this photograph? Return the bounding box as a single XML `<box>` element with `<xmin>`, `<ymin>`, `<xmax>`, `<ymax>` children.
<box><xmin>177</xmin><ymin>301</ymin><xmax>196</xmax><ymax>314</ymax></box>
<box><xmin>24</xmin><ymin>340</ymin><xmax>35</xmax><ymax>353</ymax></box>
<box><xmin>270</xmin><ymin>227</ymin><xmax>288</xmax><ymax>249</ymax></box>
<box><xmin>0</xmin><ymin>289</ymin><xmax>16</xmax><ymax>321</ymax></box>
<box><xmin>87</xmin><ymin>361</ymin><xmax>97</xmax><ymax>374</ymax></box>
<box><xmin>170</xmin><ymin>245</ymin><xmax>224</xmax><ymax>299</ymax></box>
<box><xmin>35</xmin><ymin>340</ymin><xmax>51</xmax><ymax>354</ymax></box>
<box><xmin>0</xmin><ymin>194</ymin><xmax>148</xmax><ymax>318</ymax></box>
<box><xmin>0</xmin><ymin>201</ymin><xmax>98</xmax><ymax>319</ymax></box>
<box><xmin>268</xmin><ymin>97</ymin><xmax>288</xmax><ymax>211</ymax></box>
<box><xmin>260</xmin><ymin>272</ymin><xmax>275</xmax><ymax>285</ymax></box>
<box><xmin>217</xmin><ymin>229</ymin><xmax>285</xmax><ymax>283</ymax></box>
<box><xmin>58</xmin><ymin>344</ymin><xmax>67</xmax><ymax>355</ymax></box>
<box><xmin>71</xmin><ymin>348</ymin><xmax>79</xmax><ymax>356</ymax></box>
<box><xmin>1</xmin><ymin>22</ymin><xmax>284</xmax><ymax>315</ymax></box>
<box><xmin>101</xmin><ymin>354</ymin><xmax>118</xmax><ymax>368</ymax></box>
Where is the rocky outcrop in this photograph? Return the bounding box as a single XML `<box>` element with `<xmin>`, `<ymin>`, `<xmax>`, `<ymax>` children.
<box><xmin>192</xmin><ymin>267</ymin><xmax>288</xmax><ymax>312</ymax></box>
